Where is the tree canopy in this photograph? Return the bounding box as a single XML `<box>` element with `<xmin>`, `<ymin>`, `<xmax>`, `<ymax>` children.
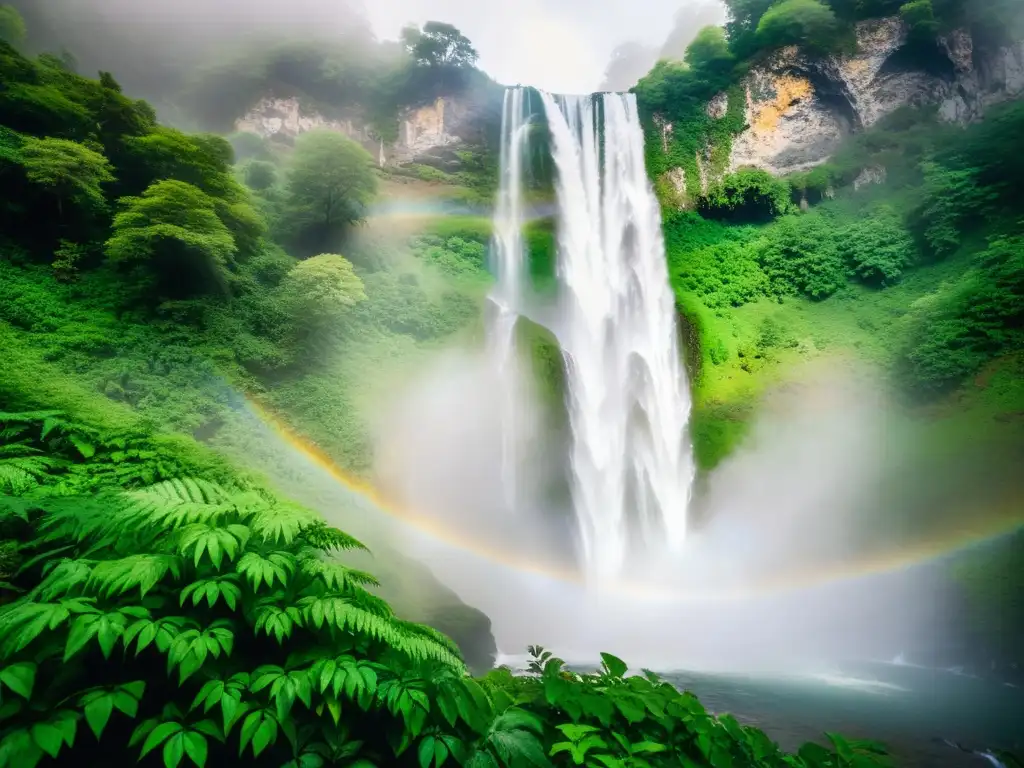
<box><xmin>19</xmin><ymin>136</ymin><xmax>114</xmax><ymax>218</ymax></box>
<box><xmin>280</xmin><ymin>253</ymin><xmax>367</xmax><ymax>329</ymax></box>
<box><xmin>105</xmin><ymin>179</ymin><xmax>238</xmax><ymax>298</ymax></box>
<box><xmin>684</xmin><ymin>26</ymin><xmax>735</xmax><ymax>73</ymax></box>
<box><xmin>755</xmin><ymin>0</ymin><xmax>841</xmax><ymax>52</ymax></box>
<box><xmin>280</xmin><ymin>131</ymin><xmax>377</xmax><ymax>256</ymax></box>
<box><xmin>403</xmin><ymin>21</ymin><xmax>479</xmax><ymax>69</ymax></box>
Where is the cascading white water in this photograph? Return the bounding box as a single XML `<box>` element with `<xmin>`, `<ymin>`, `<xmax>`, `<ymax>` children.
<box><xmin>539</xmin><ymin>92</ymin><xmax>693</xmax><ymax>582</ymax></box>
<box><xmin>486</xmin><ymin>88</ymin><xmax>693</xmax><ymax>581</ymax></box>
<box><xmin>486</xmin><ymin>88</ymin><xmax>532</xmax><ymax>512</ymax></box>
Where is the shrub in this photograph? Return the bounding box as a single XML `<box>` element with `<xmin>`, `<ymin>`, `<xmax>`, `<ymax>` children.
<box><xmin>839</xmin><ymin>204</ymin><xmax>916</xmax><ymax>286</ymax></box>
<box><xmin>698</xmin><ymin>168</ymin><xmax>793</xmax><ymax>223</ymax></box>
<box><xmin>918</xmin><ymin>160</ymin><xmax>996</xmax><ymax>259</ymax></box>
<box><xmin>758</xmin><ymin>212</ymin><xmax>847</xmax><ymax>300</ymax></box>
<box><xmin>756</xmin><ymin>0</ymin><xmax>842</xmax><ymax>53</ymax></box>
<box><xmin>279</xmin><ymin>253</ymin><xmax>367</xmax><ymax>330</ymax></box>
<box><xmin>899</xmin><ymin>234</ymin><xmax>1024</xmax><ymax>394</ymax></box>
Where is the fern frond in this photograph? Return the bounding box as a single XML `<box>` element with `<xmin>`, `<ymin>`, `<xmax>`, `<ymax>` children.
<box><xmin>36</xmin><ymin>494</ymin><xmax>135</xmax><ymax>544</ymax></box>
<box><xmin>253</xmin><ymin>599</ymin><xmax>303</xmax><ymax>644</ymax></box>
<box><xmin>0</xmin><ymin>454</ymin><xmax>63</xmax><ymax>492</ymax></box>
<box><xmin>236</xmin><ymin>551</ymin><xmax>295</xmax><ymax>591</ymax></box>
<box><xmin>0</xmin><ymin>597</ymin><xmax>96</xmax><ymax>658</ymax></box>
<box><xmin>32</xmin><ymin>559</ymin><xmax>93</xmax><ymax>600</ymax></box>
<box><xmin>299</xmin><ymin>521</ymin><xmax>368</xmax><ymax>553</ymax></box>
<box><xmin>0</xmin><ymin>443</ymin><xmax>43</xmax><ymax>457</ymax></box>
<box><xmin>392</xmin><ymin>619</ymin><xmax>465</xmax><ymax>665</ymax></box>
<box><xmin>87</xmin><ymin>554</ymin><xmax>182</xmax><ymax>598</ymax></box>
<box><xmin>177</xmin><ymin>524</ymin><xmax>249</xmax><ymax>569</ymax></box>
<box><xmin>179</xmin><ymin>576</ymin><xmax>242</xmax><ymax>610</ymax></box>
<box><xmin>299</xmin><ymin>557</ymin><xmax>380</xmax><ymax>592</ymax></box>
<box><xmin>124</xmin><ymin>479</ymin><xmax>239</xmax><ymax>528</ymax></box>
<box><xmin>249</xmin><ymin>503</ymin><xmax>319</xmax><ymax>546</ymax></box>
<box><xmin>298</xmin><ymin>595</ymin><xmax>390</xmax><ymax>640</ymax></box>
<box><xmin>295</xmin><ymin>593</ymin><xmax>460</xmax><ymax>669</ymax></box>
<box><xmin>0</xmin><ymin>411</ymin><xmax>63</xmax><ymax>424</ymax></box>
<box><xmin>0</xmin><ymin>424</ymin><xmax>31</xmax><ymax>440</ymax></box>
<box><xmin>343</xmin><ymin>585</ymin><xmax>394</xmax><ymax>618</ymax></box>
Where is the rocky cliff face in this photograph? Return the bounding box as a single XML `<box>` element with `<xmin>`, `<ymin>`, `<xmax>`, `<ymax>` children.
<box><xmin>722</xmin><ymin>18</ymin><xmax>1024</xmax><ymax>176</ymax></box>
<box><xmin>234</xmin><ymin>96</ymin><xmax>476</xmax><ymax>166</ymax></box>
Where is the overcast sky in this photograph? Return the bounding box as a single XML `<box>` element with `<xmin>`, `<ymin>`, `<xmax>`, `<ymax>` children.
<box><xmin>364</xmin><ymin>0</ymin><xmax>721</xmax><ymax>93</ymax></box>
<box><xmin>18</xmin><ymin>0</ymin><xmax>725</xmax><ymax>96</ymax></box>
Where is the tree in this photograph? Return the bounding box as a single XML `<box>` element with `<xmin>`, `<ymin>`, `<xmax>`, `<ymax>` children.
<box><xmin>756</xmin><ymin>0</ymin><xmax>841</xmax><ymax>52</ymax></box>
<box><xmin>243</xmin><ymin>159</ymin><xmax>277</xmax><ymax>191</ymax></box>
<box><xmin>724</xmin><ymin>0</ymin><xmax>776</xmax><ymax>57</ymax></box>
<box><xmin>684</xmin><ymin>26</ymin><xmax>734</xmax><ymax>73</ymax></box>
<box><xmin>105</xmin><ymin>179</ymin><xmax>237</xmax><ymax>298</ymax></box>
<box><xmin>0</xmin><ymin>4</ymin><xmax>25</xmax><ymax>46</ymax></box>
<box><xmin>280</xmin><ymin>253</ymin><xmax>367</xmax><ymax>330</ymax></box>
<box><xmin>18</xmin><ymin>137</ymin><xmax>114</xmax><ymax>219</ymax></box>
<box><xmin>407</xmin><ymin>21</ymin><xmax>478</xmax><ymax>68</ymax></box>
<box><xmin>900</xmin><ymin>0</ymin><xmax>939</xmax><ymax>43</ymax></box>
<box><xmin>280</xmin><ymin>130</ymin><xmax>377</xmax><ymax>255</ymax></box>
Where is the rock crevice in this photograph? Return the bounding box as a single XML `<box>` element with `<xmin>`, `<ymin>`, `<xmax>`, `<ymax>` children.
<box><xmin>723</xmin><ymin>18</ymin><xmax>1024</xmax><ymax>176</ymax></box>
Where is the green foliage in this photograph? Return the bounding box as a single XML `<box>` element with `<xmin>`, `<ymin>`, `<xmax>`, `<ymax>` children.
<box><xmin>404</xmin><ymin>22</ymin><xmax>480</xmax><ymax>69</ymax></box>
<box><xmin>105</xmin><ymin>180</ymin><xmax>237</xmax><ymax>299</ymax></box>
<box><xmin>684</xmin><ymin>26</ymin><xmax>734</xmax><ymax>73</ymax></box>
<box><xmin>280</xmin><ymin>254</ymin><xmax>367</xmax><ymax>331</ymax></box>
<box><xmin>353</xmin><ymin>271</ymin><xmax>480</xmax><ymax>342</ymax></box>
<box><xmin>18</xmin><ymin>136</ymin><xmax>114</xmax><ymax>217</ymax></box>
<box><xmin>634</xmin><ymin>49</ymin><xmax>746</xmax><ymax>205</ymax></box>
<box><xmin>279</xmin><ymin>131</ymin><xmax>377</xmax><ymax>256</ymax></box>
<box><xmin>410</xmin><ymin>235</ymin><xmax>487</xmax><ymax>277</ymax></box>
<box><xmin>758</xmin><ymin>213</ymin><xmax>847</xmax><ymax>300</ymax></box>
<box><xmin>242</xmin><ymin>160</ymin><xmax>276</xmax><ymax>192</ymax></box>
<box><xmin>697</xmin><ymin>168</ymin><xmax>793</xmax><ymax>222</ymax></box>
<box><xmin>755</xmin><ymin>0</ymin><xmax>842</xmax><ymax>53</ymax></box>
<box><xmin>0</xmin><ymin>5</ymin><xmax>25</xmax><ymax>46</ymax></box>
<box><xmin>0</xmin><ymin>409</ymin><xmax>888</xmax><ymax>768</ymax></box>
<box><xmin>918</xmin><ymin>160</ymin><xmax>997</xmax><ymax>259</ymax></box>
<box><xmin>900</xmin><ymin>0</ymin><xmax>940</xmax><ymax>42</ymax></box>
<box><xmin>480</xmin><ymin>647</ymin><xmax>891</xmax><ymax>768</ymax></box>
<box><xmin>838</xmin><ymin>204</ymin><xmax>916</xmax><ymax>286</ymax></box>
<box><xmin>898</xmin><ymin>233</ymin><xmax>1024</xmax><ymax>394</ymax></box>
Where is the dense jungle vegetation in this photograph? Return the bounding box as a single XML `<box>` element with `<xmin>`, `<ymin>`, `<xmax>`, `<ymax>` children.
<box><xmin>630</xmin><ymin>0</ymin><xmax>1024</xmax><ymax>668</ymax></box>
<box><xmin>1</xmin><ymin>0</ymin><xmax>1023</xmax><ymax>764</ymax></box>
<box><xmin>0</xmin><ymin>8</ymin><xmax>914</xmax><ymax>765</ymax></box>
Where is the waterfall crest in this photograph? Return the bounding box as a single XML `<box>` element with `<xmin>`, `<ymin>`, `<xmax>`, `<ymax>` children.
<box><xmin>487</xmin><ymin>88</ymin><xmax>694</xmax><ymax>581</ymax></box>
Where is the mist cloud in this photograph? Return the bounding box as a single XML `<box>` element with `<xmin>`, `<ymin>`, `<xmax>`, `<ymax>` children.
<box><xmin>18</xmin><ymin>0</ymin><xmax>727</xmax><ymax>95</ymax></box>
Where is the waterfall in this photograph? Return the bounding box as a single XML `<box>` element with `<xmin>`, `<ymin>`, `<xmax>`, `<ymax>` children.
<box><xmin>487</xmin><ymin>88</ymin><xmax>693</xmax><ymax>581</ymax></box>
<box><xmin>486</xmin><ymin>87</ymin><xmax>531</xmax><ymax>512</ymax></box>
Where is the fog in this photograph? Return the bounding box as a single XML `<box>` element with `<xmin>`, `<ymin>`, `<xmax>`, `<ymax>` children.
<box><xmin>14</xmin><ymin>0</ymin><xmax>726</xmax><ymax>95</ymax></box>
<box><xmin>368</xmin><ymin>347</ymin><xmax>959</xmax><ymax>672</ymax></box>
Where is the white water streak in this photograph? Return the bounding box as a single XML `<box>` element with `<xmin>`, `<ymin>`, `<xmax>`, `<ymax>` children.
<box><xmin>487</xmin><ymin>88</ymin><xmax>532</xmax><ymax>512</ymax></box>
<box><xmin>538</xmin><ymin>92</ymin><xmax>693</xmax><ymax>582</ymax></box>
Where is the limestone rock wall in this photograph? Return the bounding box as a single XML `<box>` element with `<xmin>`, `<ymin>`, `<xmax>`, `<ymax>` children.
<box><xmin>716</xmin><ymin>18</ymin><xmax>1024</xmax><ymax>177</ymax></box>
<box><xmin>234</xmin><ymin>96</ymin><xmax>471</xmax><ymax>166</ymax></box>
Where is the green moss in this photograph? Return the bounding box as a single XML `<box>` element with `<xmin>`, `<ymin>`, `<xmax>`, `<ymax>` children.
<box><xmin>524</xmin><ymin>217</ymin><xmax>557</xmax><ymax>294</ymax></box>
<box><xmin>423</xmin><ymin>215</ymin><xmax>493</xmax><ymax>244</ymax></box>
